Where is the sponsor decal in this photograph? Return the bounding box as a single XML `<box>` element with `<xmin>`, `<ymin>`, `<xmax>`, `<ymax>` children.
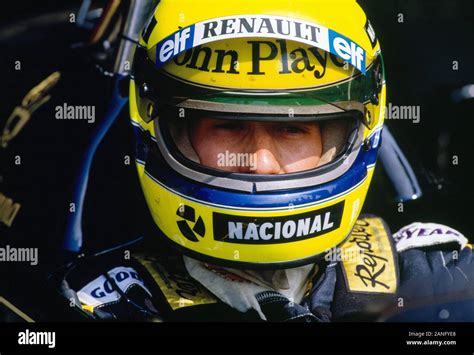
<box><xmin>364</xmin><ymin>19</ymin><xmax>377</xmax><ymax>48</ymax></box>
<box><xmin>77</xmin><ymin>267</ymin><xmax>151</xmax><ymax>308</ymax></box>
<box><xmin>341</xmin><ymin>217</ymin><xmax>397</xmax><ymax>294</ymax></box>
<box><xmin>176</xmin><ymin>204</ymin><xmax>206</xmax><ymax>242</ymax></box>
<box><xmin>170</xmin><ymin>39</ymin><xmax>346</xmax><ymax>80</ymax></box>
<box><xmin>328</xmin><ymin>31</ymin><xmax>365</xmax><ymax>74</ymax></box>
<box><xmin>393</xmin><ymin>222</ymin><xmax>468</xmax><ymax>252</ymax></box>
<box><xmin>155</xmin><ymin>15</ymin><xmax>366</xmax><ymax>74</ymax></box>
<box><xmin>213</xmin><ymin>201</ymin><xmax>344</xmax><ymax>244</ymax></box>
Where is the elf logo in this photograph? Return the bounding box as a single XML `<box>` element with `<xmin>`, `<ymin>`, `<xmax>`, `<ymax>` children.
<box><xmin>329</xmin><ymin>31</ymin><xmax>365</xmax><ymax>74</ymax></box>
<box><xmin>213</xmin><ymin>201</ymin><xmax>344</xmax><ymax>244</ymax></box>
<box><xmin>157</xmin><ymin>26</ymin><xmax>195</xmax><ymax>64</ymax></box>
<box><xmin>176</xmin><ymin>204</ymin><xmax>206</xmax><ymax>242</ymax></box>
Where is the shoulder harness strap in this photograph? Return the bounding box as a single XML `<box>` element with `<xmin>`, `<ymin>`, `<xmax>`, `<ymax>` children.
<box><xmin>133</xmin><ymin>253</ymin><xmax>218</xmax><ymax>312</ymax></box>
<box><xmin>339</xmin><ymin>215</ymin><xmax>399</xmax><ymax>294</ymax></box>
<box><xmin>332</xmin><ymin>215</ymin><xmax>400</xmax><ymax>320</ymax></box>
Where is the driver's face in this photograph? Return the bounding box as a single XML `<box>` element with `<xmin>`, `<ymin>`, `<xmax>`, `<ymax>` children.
<box><xmin>189</xmin><ymin>117</ymin><xmax>322</xmax><ymax>174</ymax></box>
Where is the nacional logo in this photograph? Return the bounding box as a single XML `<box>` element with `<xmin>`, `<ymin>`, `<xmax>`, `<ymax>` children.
<box><xmin>213</xmin><ymin>201</ymin><xmax>344</xmax><ymax>244</ymax></box>
<box><xmin>155</xmin><ymin>15</ymin><xmax>366</xmax><ymax>74</ymax></box>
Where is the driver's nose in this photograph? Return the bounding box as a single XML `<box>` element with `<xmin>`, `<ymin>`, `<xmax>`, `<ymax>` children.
<box><xmin>238</xmin><ymin>124</ymin><xmax>284</xmax><ymax>174</ymax></box>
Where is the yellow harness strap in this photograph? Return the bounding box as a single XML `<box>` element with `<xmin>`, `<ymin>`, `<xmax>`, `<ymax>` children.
<box><xmin>134</xmin><ymin>254</ymin><xmax>218</xmax><ymax>310</ymax></box>
<box><xmin>340</xmin><ymin>216</ymin><xmax>398</xmax><ymax>294</ymax></box>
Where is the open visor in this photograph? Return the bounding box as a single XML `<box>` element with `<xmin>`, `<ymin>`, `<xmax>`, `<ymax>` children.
<box><xmin>132</xmin><ymin>47</ymin><xmax>379</xmax><ymax>192</ymax></box>
<box><xmin>147</xmin><ymin>106</ymin><xmax>363</xmax><ymax>192</ymax></box>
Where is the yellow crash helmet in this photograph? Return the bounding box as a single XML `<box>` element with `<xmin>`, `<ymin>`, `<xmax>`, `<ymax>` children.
<box><xmin>129</xmin><ymin>0</ymin><xmax>386</xmax><ymax>269</ymax></box>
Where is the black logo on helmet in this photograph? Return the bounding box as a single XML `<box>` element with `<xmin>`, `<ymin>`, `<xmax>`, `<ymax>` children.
<box><xmin>213</xmin><ymin>201</ymin><xmax>344</xmax><ymax>244</ymax></box>
<box><xmin>176</xmin><ymin>205</ymin><xmax>206</xmax><ymax>242</ymax></box>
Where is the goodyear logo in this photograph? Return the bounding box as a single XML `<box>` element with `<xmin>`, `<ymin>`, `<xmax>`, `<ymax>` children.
<box><xmin>213</xmin><ymin>201</ymin><xmax>344</xmax><ymax>244</ymax></box>
<box><xmin>155</xmin><ymin>15</ymin><xmax>366</xmax><ymax>74</ymax></box>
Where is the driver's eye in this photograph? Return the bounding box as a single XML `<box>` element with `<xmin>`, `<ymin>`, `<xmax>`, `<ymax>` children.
<box><xmin>213</xmin><ymin>122</ymin><xmax>245</xmax><ymax>130</ymax></box>
<box><xmin>275</xmin><ymin>123</ymin><xmax>309</xmax><ymax>135</ymax></box>
<box><xmin>280</xmin><ymin>125</ymin><xmax>305</xmax><ymax>134</ymax></box>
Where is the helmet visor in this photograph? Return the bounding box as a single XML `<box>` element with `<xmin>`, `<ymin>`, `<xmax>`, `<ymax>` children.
<box><xmin>161</xmin><ymin>106</ymin><xmax>360</xmax><ymax>174</ymax></box>
<box><xmin>131</xmin><ymin>45</ymin><xmax>382</xmax><ymax>128</ymax></box>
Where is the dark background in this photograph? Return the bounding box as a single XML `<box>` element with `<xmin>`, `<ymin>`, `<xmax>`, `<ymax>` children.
<box><xmin>0</xmin><ymin>0</ymin><xmax>473</xmax><ymax>249</ymax></box>
<box><xmin>359</xmin><ymin>0</ymin><xmax>474</xmax><ymax>236</ymax></box>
